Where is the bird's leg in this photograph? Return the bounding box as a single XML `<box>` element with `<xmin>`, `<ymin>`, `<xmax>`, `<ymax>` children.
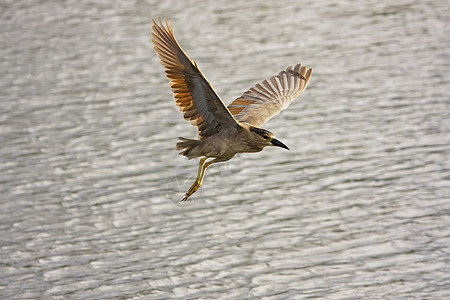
<box><xmin>195</xmin><ymin>157</ymin><xmax>208</xmax><ymax>181</ymax></box>
<box><xmin>182</xmin><ymin>157</ymin><xmax>215</xmax><ymax>201</ymax></box>
<box><xmin>182</xmin><ymin>157</ymin><xmax>207</xmax><ymax>201</ymax></box>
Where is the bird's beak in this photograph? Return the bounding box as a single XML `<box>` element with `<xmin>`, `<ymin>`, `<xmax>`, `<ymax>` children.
<box><xmin>271</xmin><ymin>138</ymin><xmax>289</xmax><ymax>150</ymax></box>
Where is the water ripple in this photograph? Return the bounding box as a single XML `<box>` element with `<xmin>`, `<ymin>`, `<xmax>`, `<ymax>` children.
<box><xmin>1</xmin><ymin>0</ymin><xmax>449</xmax><ymax>299</ymax></box>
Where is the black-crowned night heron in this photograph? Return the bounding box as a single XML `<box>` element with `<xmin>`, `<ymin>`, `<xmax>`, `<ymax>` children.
<box><xmin>152</xmin><ymin>18</ymin><xmax>312</xmax><ymax>200</ymax></box>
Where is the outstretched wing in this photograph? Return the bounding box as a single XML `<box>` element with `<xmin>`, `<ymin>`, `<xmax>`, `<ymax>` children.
<box><xmin>228</xmin><ymin>63</ymin><xmax>312</xmax><ymax>127</ymax></box>
<box><xmin>151</xmin><ymin>18</ymin><xmax>239</xmax><ymax>139</ymax></box>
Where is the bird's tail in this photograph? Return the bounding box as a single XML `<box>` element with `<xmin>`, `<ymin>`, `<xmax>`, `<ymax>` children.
<box><xmin>176</xmin><ymin>137</ymin><xmax>202</xmax><ymax>159</ymax></box>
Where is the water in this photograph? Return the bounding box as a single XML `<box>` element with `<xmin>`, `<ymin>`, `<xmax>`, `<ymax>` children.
<box><xmin>1</xmin><ymin>0</ymin><xmax>449</xmax><ymax>299</ymax></box>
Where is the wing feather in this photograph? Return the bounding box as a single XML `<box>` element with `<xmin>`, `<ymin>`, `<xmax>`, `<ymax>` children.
<box><xmin>152</xmin><ymin>18</ymin><xmax>238</xmax><ymax>139</ymax></box>
<box><xmin>228</xmin><ymin>63</ymin><xmax>312</xmax><ymax>127</ymax></box>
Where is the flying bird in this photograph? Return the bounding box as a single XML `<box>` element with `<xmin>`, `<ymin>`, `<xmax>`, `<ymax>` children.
<box><xmin>151</xmin><ymin>18</ymin><xmax>312</xmax><ymax>200</ymax></box>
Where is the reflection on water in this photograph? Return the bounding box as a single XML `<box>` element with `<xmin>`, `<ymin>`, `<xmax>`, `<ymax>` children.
<box><xmin>1</xmin><ymin>0</ymin><xmax>449</xmax><ymax>299</ymax></box>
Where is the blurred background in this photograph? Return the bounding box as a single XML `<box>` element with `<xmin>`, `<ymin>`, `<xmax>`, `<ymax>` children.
<box><xmin>1</xmin><ymin>0</ymin><xmax>449</xmax><ymax>299</ymax></box>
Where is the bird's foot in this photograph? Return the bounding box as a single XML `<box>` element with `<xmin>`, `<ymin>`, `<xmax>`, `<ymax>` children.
<box><xmin>182</xmin><ymin>180</ymin><xmax>201</xmax><ymax>201</ymax></box>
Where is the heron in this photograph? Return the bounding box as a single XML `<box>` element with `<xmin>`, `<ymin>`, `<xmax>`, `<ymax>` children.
<box><xmin>151</xmin><ymin>18</ymin><xmax>312</xmax><ymax>201</ymax></box>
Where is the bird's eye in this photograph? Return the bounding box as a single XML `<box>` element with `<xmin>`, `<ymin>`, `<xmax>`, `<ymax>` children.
<box><xmin>262</xmin><ymin>134</ymin><xmax>269</xmax><ymax>140</ymax></box>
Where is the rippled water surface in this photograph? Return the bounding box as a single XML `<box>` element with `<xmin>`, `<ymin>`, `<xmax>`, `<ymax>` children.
<box><xmin>1</xmin><ymin>0</ymin><xmax>449</xmax><ymax>299</ymax></box>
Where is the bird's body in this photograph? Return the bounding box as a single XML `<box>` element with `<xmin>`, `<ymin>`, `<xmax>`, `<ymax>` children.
<box><xmin>177</xmin><ymin>124</ymin><xmax>269</xmax><ymax>160</ymax></box>
<box><xmin>151</xmin><ymin>18</ymin><xmax>312</xmax><ymax>200</ymax></box>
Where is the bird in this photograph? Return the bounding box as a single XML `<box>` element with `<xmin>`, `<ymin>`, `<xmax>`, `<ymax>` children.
<box><xmin>151</xmin><ymin>18</ymin><xmax>312</xmax><ymax>201</ymax></box>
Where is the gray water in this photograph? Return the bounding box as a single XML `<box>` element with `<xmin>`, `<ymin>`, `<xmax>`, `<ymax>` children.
<box><xmin>1</xmin><ymin>0</ymin><xmax>449</xmax><ymax>299</ymax></box>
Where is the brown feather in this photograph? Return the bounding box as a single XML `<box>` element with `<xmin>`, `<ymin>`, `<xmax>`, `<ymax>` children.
<box><xmin>151</xmin><ymin>18</ymin><xmax>239</xmax><ymax>140</ymax></box>
<box><xmin>228</xmin><ymin>63</ymin><xmax>312</xmax><ymax>127</ymax></box>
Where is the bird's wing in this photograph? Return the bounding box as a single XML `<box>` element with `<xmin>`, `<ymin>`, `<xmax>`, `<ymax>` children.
<box><xmin>228</xmin><ymin>63</ymin><xmax>312</xmax><ymax>127</ymax></box>
<box><xmin>152</xmin><ymin>18</ymin><xmax>239</xmax><ymax>139</ymax></box>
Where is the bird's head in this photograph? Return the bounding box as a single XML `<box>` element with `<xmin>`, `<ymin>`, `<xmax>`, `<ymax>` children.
<box><xmin>249</xmin><ymin>126</ymin><xmax>289</xmax><ymax>150</ymax></box>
